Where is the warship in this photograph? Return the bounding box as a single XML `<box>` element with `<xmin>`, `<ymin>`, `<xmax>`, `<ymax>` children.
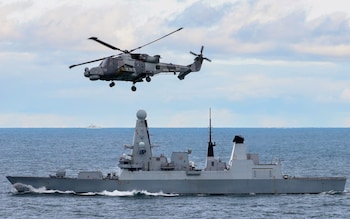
<box><xmin>7</xmin><ymin>109</ymin><xmax>346</xmax><ymax>194</ymax></box>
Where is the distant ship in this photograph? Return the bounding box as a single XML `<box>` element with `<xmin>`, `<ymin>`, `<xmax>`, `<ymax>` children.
<box><xmin>7</xmin><ymin>110</ymin><xmax>346</xmax><ymax>194</ymax></box>
<box><xmin>86</xmin><ymin>124</ymin><xmax>101</xmax><ymax>129</ymax></box>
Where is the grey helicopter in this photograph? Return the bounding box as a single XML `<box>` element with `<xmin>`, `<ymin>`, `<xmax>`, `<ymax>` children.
<box><xmin>69</xmin><ymin>27</ymin><xmax>211</xmax><ymax>91</ymax></box>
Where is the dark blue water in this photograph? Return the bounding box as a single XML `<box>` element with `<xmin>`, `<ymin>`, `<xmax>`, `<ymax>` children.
<box><xmin>1</xmin><ymin>128</ymin><xmax>349</xmax><ymax>218</ymax></box>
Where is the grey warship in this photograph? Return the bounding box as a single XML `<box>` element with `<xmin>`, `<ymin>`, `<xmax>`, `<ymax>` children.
<box><xmin>7</xmin><ymin>110</ymin><xmax>346</xmax><ymax>194</ymax></box>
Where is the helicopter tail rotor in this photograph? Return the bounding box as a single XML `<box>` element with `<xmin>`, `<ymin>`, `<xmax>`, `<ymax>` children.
<box><xmin>190</xmin><ymin>46</ymin><xmax>211</xmax><ymax>62</ymax></box>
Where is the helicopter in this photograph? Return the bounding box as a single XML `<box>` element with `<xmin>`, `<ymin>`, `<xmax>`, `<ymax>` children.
<box><xmin>69</xmin><ymin>27</ymin><xmax>211</xmax><ymax>91</ymax></box>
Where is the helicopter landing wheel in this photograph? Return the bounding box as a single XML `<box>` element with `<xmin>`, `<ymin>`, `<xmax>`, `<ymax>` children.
<box><xmin>131</xmin><ymin>85</ymin><xmax>137</xmax><ymax>92</ymax></box>
<box><xmin>146</xmin><ymin>76</ymin><xmax>151</xmax><ymax>82</ymax></box>
<box><xmin>109</xmin><ymin>82</ymin><xmax>115</xmax><ymax>87</ymax></box>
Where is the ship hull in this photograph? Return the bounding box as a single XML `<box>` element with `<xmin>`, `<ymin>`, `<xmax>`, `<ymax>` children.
<box><xmin>7</xmin><ymin>175</ymin><xmax>346</xmax><ymax>194</ymax></box>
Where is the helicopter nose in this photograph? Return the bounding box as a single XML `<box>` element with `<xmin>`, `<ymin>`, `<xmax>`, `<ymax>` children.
<box><xmin>84</xmin><ymin>67</ymin><xmax>90</xmax><ymax>77</ymax></box>
<box><xmin>90</xmin><ymin>67</ymin><xmax>103</xmax><ymax>75</ymax></box>
<box><xmin>88</xmin><ymin>67</ymin><xmax>103</xmax><ymax>80</ymax></box>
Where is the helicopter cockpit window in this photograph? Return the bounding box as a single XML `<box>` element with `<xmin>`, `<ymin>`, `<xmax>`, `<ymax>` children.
<box><xmin>100</xmin><ymin>59</ymin><xmax>107</xmax><ymax>67</ymax></box>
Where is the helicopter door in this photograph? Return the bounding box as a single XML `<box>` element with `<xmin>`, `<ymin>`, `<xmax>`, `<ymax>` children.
<box><xmin>134</xmin><ymin>61</ymin><xmax>145</xmax><ymax>73</ymax></box>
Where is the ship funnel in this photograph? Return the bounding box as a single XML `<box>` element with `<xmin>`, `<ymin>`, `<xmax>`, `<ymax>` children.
<box><xmin>233</xmin><ymin>135</ymin><xmax>244</xmax><ymax>144</ymax></box>
<box><xmin>228</xmin><ymin>135</ymin><xmax>247</xmax><ymax>167</ymax></box>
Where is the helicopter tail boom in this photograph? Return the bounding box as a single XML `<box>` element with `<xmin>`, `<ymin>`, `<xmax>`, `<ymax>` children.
<box><xmin>178</xmin><ymin>46</ymin><xmax>211</xmax><ymax>80</ymax></box>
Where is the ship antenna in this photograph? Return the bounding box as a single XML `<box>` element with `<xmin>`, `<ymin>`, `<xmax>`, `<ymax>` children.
<box><xmin>207</xmin><ymin>108</ymin><xmax>216</xmax><ymax>157</ymax></box>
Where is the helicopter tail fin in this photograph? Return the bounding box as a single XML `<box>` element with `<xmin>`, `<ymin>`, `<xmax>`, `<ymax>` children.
<box><xmin>178</xmin><ymin>46</ymin><xmax>211</xmax><ymax>80</ymax></box>
<box><xmin>177</xmin><ymin>60</ymin><xmax>201</xmax><ymax>80</ymax></box>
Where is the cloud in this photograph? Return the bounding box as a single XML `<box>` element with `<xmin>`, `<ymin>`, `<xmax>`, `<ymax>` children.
<box><xmin>177</xmin><ymin>0</ymin><xmax>350</xmax><ymax>60</ymax></box>
<box><xmin>3</xmin><ymin>0</ymin><xmax>350</xmax><ymax>61</ymax></box>
<box><xmin>0</xmin><ymin>1</ymin><xmax>32</xmax><ymax>40</ymax></box>
<box><xmin>1</xmin><ymin>0</ymin><xmax>350</xmax><ymax>128</ymax></box>
<box><xmin>170</xmin><ymin>1</ymin><xmax>231</xmax><ymax>28</ymax></box>
<box><xmin>340</xmin><ymin>88</ymin><xmax>350</xmax><ymax>102</ymax></box>
<box><xmin>291</xmin><ymin>44</ymin><xmax>350</xmax><ymax>58</ymax></box>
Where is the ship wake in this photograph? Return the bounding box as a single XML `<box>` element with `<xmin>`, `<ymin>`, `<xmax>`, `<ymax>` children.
<box><xmin>97</xmin><ymin>190</ymin><xmax>179</xmax><ymax>197</ymax></box>
<box><xmin>10</xmin><ymin>183</ymin><xmax>178</xmax><ymax>197</ymax></box>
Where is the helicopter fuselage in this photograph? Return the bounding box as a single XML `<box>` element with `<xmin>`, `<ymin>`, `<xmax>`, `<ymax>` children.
<box><xmin>84</xmin><ymin>53</ymin><xmax>191</xmax><ymax>83</ymax></box>
<box><xmin>70</xmin><ymin>28</ymin><xmax>210</xmax><ymax>91</ymax></box>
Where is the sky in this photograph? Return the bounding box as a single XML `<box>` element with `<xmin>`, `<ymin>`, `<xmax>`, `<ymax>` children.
<box><xmin>1</xmin><ymin>0</ymin><xmax>350</xmax><ymax>128</ymax></box>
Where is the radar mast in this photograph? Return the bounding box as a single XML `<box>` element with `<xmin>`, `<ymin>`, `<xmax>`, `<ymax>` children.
<box><xmin>207</xmin><ymin>108</ymin><xmax>216</xmax><ymax>157</ymax></box>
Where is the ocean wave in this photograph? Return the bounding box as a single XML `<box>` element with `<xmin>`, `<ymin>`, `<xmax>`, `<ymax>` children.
<box><xmin>317</xmin><ymin>189</ymin><xmax>349</xmax><ymax>195</ymax></box>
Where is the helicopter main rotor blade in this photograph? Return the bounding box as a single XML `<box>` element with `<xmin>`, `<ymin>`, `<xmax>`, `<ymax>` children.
<box><xmin>129</xmin><ymin>27</ymin><xmax>183</xmax><ymax>53</ymax></box>
<box><xmin>71</xmin><ymin>27</ymin><xmax>183</xmax><ymax>69</ymax></box>
<box><xmin>204</xmin><ymin>57</ymin><xmax>212</xmax><ymax>62</ymax></box>
<box><xmin>88</xmin><ymin>37</ymin><xmax>128</xmax><ymax>53</ymax></box>
<box><xmin>69</xmin><ymin>55</ymin><xmax>113</xmax><ymax>69</ymax></box>
<box><xmin>190</xmin><ymin>51</ymin><xmax>198</xmax><ymax>56</ymax></box>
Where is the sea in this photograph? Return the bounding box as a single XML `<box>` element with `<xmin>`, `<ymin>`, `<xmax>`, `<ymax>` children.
<box><xmin>0</xmin><ymin>128</ymin><xmax>349</xmax><ymax>218</ymax></box>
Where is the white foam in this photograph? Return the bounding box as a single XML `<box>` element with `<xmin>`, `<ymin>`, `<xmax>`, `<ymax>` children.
<box><xmin>97</xmin><ymin>190</ymin><xmax>178</xmax><ymax>197</ymax></box>
<box><xmin>12</xmin><ymin>184</ymin><xmax>178</xmax><ymax>197</ymax></box>
<box><xmin>31</xmin><ymin>187</ymin><xmax>75</xmax><ymax>194</ymax></box>
<box><xmin>13</xmin><ymin>183</ymin><xmax>75</xmax><ymax>195</ymax></box>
